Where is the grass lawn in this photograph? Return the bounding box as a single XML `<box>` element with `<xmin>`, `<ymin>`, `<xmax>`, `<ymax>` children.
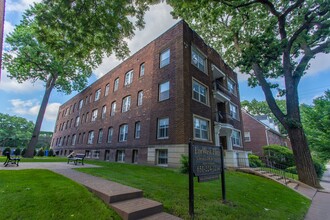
<box><xmin>0</xmin><ymin>156</ymin><xmax>68</xmax><ymax>163</ymax></box>
<box><xmin>78</xmin><ymin>161</ymin><xmax>310</xmax><ymax>220</ymax></box>
<box><xmin>0</xmin><ymin>169</ymin><xmax>120</xmax><ymax>220</ymax></box>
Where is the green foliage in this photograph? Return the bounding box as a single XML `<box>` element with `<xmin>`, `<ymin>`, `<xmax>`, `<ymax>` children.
<box><xmin>301</xmin><ymin>90</ymin><xmax>330</xmax><ymax>163</ymax></box>
<box><xmin>48</xmin><ymin>148</ymin><xmax>54</xmax><ymax>157</ymax></box>
<box><xmin>285</xmin><ymin>166</ymin><xmax>298</xmax><ymax>175</ymax></box>
<box><xmin>21</xmin><ymin>148</ymin><xmax>26</xmax><ymax>156</ymax></box>
<box><xmin>3</xmin><ymin>147</ymin><xmax>11</xmax><ymax>156</ymax></box>
<box><xmin>263</xmin><ymin>145</ymin><xmax>295</xmax><ymax>168</ymax></box>
<box><xmin>14</xmin><ymin>148</ymin><xmax>21</xmax><ymax>156</ymax></box>
<box><xmin>312</xmin><ymin>158</ymin><xmax>326</xmax><ymax>179</ymax></box>
<box><xmin>37</xmin><ymin>149</ymin><xmax>44</xmax><ymax>157</ymax></box>
<box><xmin>248</xmin><ymin>154</ymin><xmax>263</xmax><ymax>168</ymax></box>
<box><xmin>179</xmin><ymin>154</ymin><xmax>189</xmax><ymax>174</ymax></box>
<box><xmin>0</xmin><ymin>113</ymin><xmax>34</xmax><ymax>148</ymax></box>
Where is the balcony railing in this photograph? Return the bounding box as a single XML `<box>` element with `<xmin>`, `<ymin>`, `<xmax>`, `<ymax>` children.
<box><xmin>214</xmin><ymin>111</ymin><xmax>234</xmax><ymax>124</ymax></box>
<box><xmin>214</xmin><ymin>81</ymin><xmax>231</xmax><ymax>97</ymax></box>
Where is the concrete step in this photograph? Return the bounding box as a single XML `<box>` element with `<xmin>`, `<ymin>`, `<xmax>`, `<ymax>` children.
<box><xmin>259</xmin><ymin>170</ymin><xmax>268</xmax><ymax>174</ymax></box>
<box><xmin>275</xmin><ymin>176</ymin><xmax>284</xmax><ymax>180</ymax></box>
<box><xmin>287</xmin><ymin>182</ymin><xmax>299</xmax><ymax>189</ymax></box>
<box><xmin>110</xmin><ymin>198</ymin><xmax>163</xmax><ymax>220</ymax></box>
<box><xmin>141</xmin><ymin>212</ymin><xmax>183</xmax><ymax>220</ymax></box>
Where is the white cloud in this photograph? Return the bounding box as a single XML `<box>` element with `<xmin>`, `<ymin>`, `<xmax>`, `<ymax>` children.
<box><xmin>93</xmin><ymin>3</ymin><xmax>178</xmax><ymax>78</ymax></box>
<box><xmin>9</xmin><ymin>98</ymin><xmax>60</xmax><ymax>121</ymax></box>
<box><xmin>305</xmin><ymin>53</ymin><xmax>330</xmax><ymax>76</ymax></box>
<box><xmin>3</xmin><ymin>20</ymin><xmax>15</xmax><ymax>37</ymax></box>
<box><xmin>6</xmin><ymin>0</ymin><xmax>42</xmax><ymax>13</ymax></box>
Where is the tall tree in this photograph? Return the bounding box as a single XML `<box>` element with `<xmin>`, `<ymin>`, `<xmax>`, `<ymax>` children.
<box><xmin>0</xmin><ymin>113</ymin><xmax>34</xmax><ymax>148</ymax></box>
<box><xmin>169</xmin><ymin>0</ymin><xmax>329</xmax><ymax>188</ymax></box>
<box><xmin>301</xmin><ymin>90</ymin><xmax>330</xmax><ymax>163</ymax></box>
<box><xmin>3</xmin><ymin>1</ymin><xmax>152</xmax><ymax>157</ymax></box>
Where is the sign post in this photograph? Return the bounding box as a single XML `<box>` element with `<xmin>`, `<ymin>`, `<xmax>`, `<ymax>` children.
<box><xmin>188</xmin><ymin>141</ymin><xmax>226</xmax><ymax>218</ymax></box>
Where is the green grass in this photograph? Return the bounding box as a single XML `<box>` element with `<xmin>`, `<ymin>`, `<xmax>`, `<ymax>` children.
<box><xmin>262</xmin><ymin>167</ymin><xmax>299</xmax><ymax>180</ymax></box>
<box><xmin>0</xmin><ymin>169</ymin><xmax>120</xmax><ymax>220</ymax></box>
<box><xmin>0</xmin><ymin>156</ymin><xmax>68</xmax><ymax>162</ymax></box>
<box><xmin>77</xmin><ymin>161</ymin><xmax>310</xmax><ymax>220</ymax></box>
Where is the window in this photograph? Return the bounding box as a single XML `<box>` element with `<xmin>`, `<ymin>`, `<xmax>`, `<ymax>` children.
<box><xmin>139</xmin><ymin>63</ymin><xmax>145</xmax><ymax>77</ymax></box>
<box><xmin>191</xmin><ymin>47</ymin><xmax>206</xmax><ymax>73</ymax></box>
<box><xmin>111</xmin><ymin>101</ymin><xmax>116</xmax><ymax>116</ymax></box>
<box><xmin>192</xmin><ymin>80</ymin><xmax>208</xmax><ymax>105</ymax></box>
<box><xmin>135</xmin><ymin>122</ymin><xmax>141</xmax><ymax>139</ymax></box>
<box><xmin>157</xmin><ymin>117</ymin><xmax>169</xmax><ymax>139</ymax></box>
<box><xmin>116</xmin><ymin>150</ymin><xmax>125</xmax><ymax>162</ymax></box>
<box><xmin>137</xmin><ymin>91</ymin><xmax>143</xmax><ymax>106</ymax></box>
<box><xmin>105</xmin><ymin>83</ymin><xmax>110</xmax><ymax>96</ymax></box>
<box><xmin>95</xmin><ymin>89</ymin><xmax>101</xmax><ymax>101</ymax></box>
<box><xmin>114</xmin><ymin>78</ymin><xmax>119</xmax><ymax>91</ymax></box>
<box><xmin>70</xmin><ymin>118</ymin><xmax>73</xmax><ymax>128</ymax></box>
<box><xmin>63</xmin><ymin>136</ymin><xmax>66</xmax><ymax>146</ymax></box>
<box><xmin>122</xmin><ymin>96</ymin><xmax>131</xmax><ymax>112</ymax></box>
<box><xmin>102</xmin><ymin>105</ymin><xmax>107</xmax><ymax>119</ymax></box>
<box><xmin>85</xmin><ymin>96</ymin><xmax>88</xmax><ymax>104</ymax></box>
<box><xmin>75</xmin><ymin>116</ymin><xmax>80</xmax><ymax>127</ymax></box>
<box><xmin>107</xmin><ymin>127</ymin><xmax>113</xmax><ymax>143</ymax></box>
<box><xmin>244</xmin><ymin>132</ymin><xmax>251</xmax><ymax>142</ymax></box>
<box><xmin>85</xmin><ymin>112</ymin><xmax>89</xmax><ymax>122</ymax></box>
<box><xmin>124</xmin><ymin>70</ymin><xmax>133</xmax><ymax>86</ymax></box>
<box><xmin>160</xmin><ymin>49</ymin><xmax>170</xmax><ymax>68</ymax></box>
<box><xmin>82</xmin><ymin>132</ymin><xmax>86</xmax><ymax>144</ymax></box>
<box><xmin>193</xmin><ymin>116</ymin><xmax>210</xmax><ymax>141</ymax></box>
<box><xmin>72</xmin><ymin>134</ymin><xmax>77</xmax><ymax>146</ymax></box>
<box><xmin>88</xmin><ymin>131</ymin><xmax>94</xmax><ymax>144</ymax></box>
<box><xmin>229</xmin><ymin>103</ymin><xmax>239</xmax><ymax>120</ymax></box>
<box><xmin>98</xmin><ymin>129</ymin><xmax>103</xmax><ymax>143</ymax></box>
<box><xmin>157</xmin><ymin>149</ymin><xmax>168</xmax><ymax>165</ymax></box>
<box><xmin>231</xmin><ymin>130</ymin><xmax>242</xmax><ymax>146</ymax></box>
<box><xmin>227</xmin><ymin>78</ymin><xmax>237</xmax><ymax>95</ymax></box>
<box><xmin>91</xmin><ymin>109</ymin><xmax>98</xmax><ymax>121</ymax></box>
<box><xmin>119</xmin><ymin>124</ymin><xmax>128</xmax><ymax>142</ymax></box>
<box><xmin>73</xmin><ymin>103</ymin><xmax>76</xmax><ymax>112</ymax></box>
<box><xmin>92</xmin><ymin>150</ymin><xmax>100</xmax><ymax>159</ymax></box>
<box><xmin>89</xmin><ymin>93</ymin><xmax>92</xmax><ymax>103</ymax></box>
<box><xmin>159</xmin><ymin>81</ymin><xmax>170</xmax><ymax>101</ymax></box>
<box><xmin>78</xmin><ymin>133</ymin><xmax>81</xmax><ymax>144</ymax></box>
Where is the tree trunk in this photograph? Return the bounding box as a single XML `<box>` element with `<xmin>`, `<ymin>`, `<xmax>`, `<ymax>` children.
<box><xmin>24</xmin><ymin>76</ymin><xmax>56</xmax><ymax>158</ymax></box>
<box><xmin>287</xmin><ymin>127</ymin><xmax>321</xmax><ymax>188</ymax></box>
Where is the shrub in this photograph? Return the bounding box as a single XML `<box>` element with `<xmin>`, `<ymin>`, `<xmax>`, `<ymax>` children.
<box><xmin>21</xmin><ymin>148</ymin><xmax>26</xmax><ymax>156</ymax></box>
<box><xmin>14</xmin><ymin>148</ymin><xmax>21</xmax><ymax>156</ymax></box>
<box><xmin>313</xmin><ymin>158</ymin><xmax>326</xmax><ymax>179</ymax></box>
<box><xmin>180</xmin><ymin>154</ymin><xmax>189</xmax><ymax>174</ymax></box>
<box><xmin>37</xmin><ymin>149</ymin><xmax>44</xmax><ymax>157</ymax></box>
<box><xmin>263</xmin><ymin>145</ymin><xmax>294</xmax><ymax>168</ymax></box>
<box><xmin>248</xmin><ymin>154</ymin><xmax>263</xmax><ymax>168</ymax></box>
<box><xmin>48</xmin><ymin>149</ymin><xmax>54</xmax><ymax>157</ymax></box>
<box><xmin>285</xmin><ymin>166</ymin><xmax>297</xmax><ymax>174</ymax></box>
<box><xmin>3</xmin><ymin>147</ymin><xmax>11</xmax><ymax>156</ymax></box>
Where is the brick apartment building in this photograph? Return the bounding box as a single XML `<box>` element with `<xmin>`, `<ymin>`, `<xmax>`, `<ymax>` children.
<box><xmin>242</xmin><ymin>109</ymin><xmax>291</xmax><ymax>156</ymax></box>
<box><xmin>51</xmin><ymin>21</ymin><xmax>249</xmax><ymax>167</ymax></box>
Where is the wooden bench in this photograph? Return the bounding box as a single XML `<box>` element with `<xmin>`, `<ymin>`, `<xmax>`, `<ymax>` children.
<box><xmin>67</xmin><ymin>154</ymin><xmax>85</xmax><ymax>165</ymax></box>
<box><xmin>3</xmin><ymin>152</ymin><xmax>20</xmax><ymax>167</ymax></box>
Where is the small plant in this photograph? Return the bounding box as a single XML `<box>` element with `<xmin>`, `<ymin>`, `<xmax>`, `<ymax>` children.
<box><xmin>285</xmin><ymin>166</ymin><xmax>297</xmax><ymax>174</ymax></box>
<box><xmin>180</xmin><ymin>154</ymin><xmax>189</xmax><ymax>174</ymax></box>
<box><xmin>3</xmin><ymin>147</ymin><xmax>11</xmax><ymax>156</ymax></box>
<box><xmin>21</xmin><ymin>148</ymin><xmax>26</xmax><ymax>156</ymax></box>
<box><xmin>313</xmin><ymin>158</ymin><xmax>326</xmax><ymax>179</ymax></box>
<box><xmin>14</xmin><ymin>148</ymin><xmax>21</xmax><ymax>156</ymax></box>
<box><xmin>37</xmin><ymin>149</ymin><xmax>45</xmax><ymax>157</ymax></box>
<box><xmin>248</xmin><ymin>154</ymin><xmax>263</xmax><ymax>168</ymax></box>
<box><xmin>48</xmin><ymin>148</ymin><xmax>55</xmax><ymax>157</ymax></box>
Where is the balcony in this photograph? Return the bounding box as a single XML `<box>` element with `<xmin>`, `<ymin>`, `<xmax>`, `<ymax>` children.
<box><xmin>211</xmin><ymin>64</ymin><xmax>225</xmax><ymax>80</ymax></box>
<box><xmin>213</xmin><ymin>81</ymin><xmax>230</xmax><ymax>103</ymax></box>
<box><xmin>214</xmin><ymin>111</ymin><xmax>235</xmax><ymax>127</ymax></box>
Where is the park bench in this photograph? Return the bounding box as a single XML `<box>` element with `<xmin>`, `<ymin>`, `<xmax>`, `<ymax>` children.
<box><xmin>3</xmin><ymin>152</ymin><xmax>20</xmax><ymax>167</ymax></box>
<box><xmin>67</xmin><ymin>153</ymin><xmax>85</xmax><ymax>165</ymax></box>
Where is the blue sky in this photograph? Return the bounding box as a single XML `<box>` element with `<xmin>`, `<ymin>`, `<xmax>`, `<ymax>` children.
<box><xmin>1</xmin><ymin>0</ymin><xmax>329</xmax><ymax>132</ymax></box>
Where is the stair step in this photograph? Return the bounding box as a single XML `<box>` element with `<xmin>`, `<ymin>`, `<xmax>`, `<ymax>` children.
<box><xmin>287</xmin><ymin>182</ymin><xmax>299</xmax><ymax>189</ymax></box>
<box><xmin>275</xmin><ymin>176</ymin><xmax>284</xmax><ymax>180</ymax></box>
<box><xmin>141</xmin><ymin>212</ymin><xmax>183</xmax><ymax>220</ymax></box>
<box><xmin>259</xmin><ymin>170</ymin><xmax>268</xmax><ymax>174</ymax></box>
<box><xmin>110</xmin><ymin>198</ymin><xmax>163</xmax><ymax>220</ymax></box>
<box><xmin>267</xmin><ymin>173</ymin><xmax>277</xmax><ymax>177</ymax></box>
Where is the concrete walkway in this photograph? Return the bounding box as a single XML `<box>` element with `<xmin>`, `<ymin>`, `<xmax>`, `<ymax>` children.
<box><xmin>1</xmin><ymin>162</ymin><xmax>181</xmax><ymax>220</ymax></box>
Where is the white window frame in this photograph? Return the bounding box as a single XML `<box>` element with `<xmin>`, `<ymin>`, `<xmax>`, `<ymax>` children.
<box><xmin>231</xmin><ymin>130</ymin><xmax>242</xmax><ymax>147</ymax></box>
<box><xmin>111</xmin><ymin>101</ymin><xmax>116</xmax><ymax>116</ymax></box>
<box><xmin>105</xmin><ymin>83</ymin><xmax>110</xmax><ymax>96</ymax></box>
<box><xmin>157</xmin><ymin>117</ymin><xmax>169</xmax><ymax>139</ymax></box>
<box><xmin>244</xmin><ymin>131</ymin><xmax>251</xmax><ymax>142</ymax></box>
<box><xmin>124</xmin><ymin>70</ymin><xmax>134</xmax><ymax>86</ymax></box>
<box><xmin>229</xmin><ymin>103</ymin><xmax>239</xmax><ymax>120</ymax></box>
<box><xmin>114</xmin><ymin>78</ymin><xmax>119</xmax><ymax>91</ymax></box>
<box><xmin>75</xmin><ymin>116</ymin><xmax>80</xmax><ymax>127</ymax></box>
<box><xmin>159</xmin><ymin>81</ymin><xmax>170</xmax><ymax>101</ymax></box>
<box><xmin>135</xmin><ymin>121</ymin><xmax>141</xmax><ymax>139</ymax></box>
<box><xmin>98</xmin><ymin>129</ymin><xmax>103</xmax><ymax>143</ymax></box>
<box><xmin>91</xmin><ymin>109</ymin><xmax>98</xmax><ymax>121</ymax></box>
<box><xmin>139</xmin><ymin>63</ymin><xmax>145</xmax><ymax>77</ymax></box>
<box><xmin>88</xmin><ymin>130</ymin><xmax>94</xmax><ymax>144</ymax></box>
<box><xmin>192</xmin><ymin>79</ymin><xmax>209</xmax><ymax>105</ymax></box>
<box><xmin>227</xmin><ymin>78</ymin><xmax>237</xmax><ymax>95</ymax></box>
<box><xmin>101</xmin><ymin>105</ymin><xmax>106</xmax><ymax>119</ymax></box>
<box><xmin>137</xmin><ymin>90</ymin><xmax>143</xmax><ymax>106</ymax></box>
<box><xmin>191</xmin><ymin>46</ymin><xmax>207</xmax><ymax>73</ymax></box>
<box><xmin>119</xmin><ymin>124</ymin><xmax>128</xmax><ymax>142</ymax></box>
<box><xmin>122</xmin><ymin>96</ymin><xmax>131</xmax><ymax>112</ymax></box>
<box><xmin>72</xmin><ymin>134</ymin><xmax>77</xmax><ymax>146</ymax></box>
<box><xmin>107</xmin><ymin>127</ymin><xmax>113</xmax><ymax>143</ymax></box>
<box><xmin>160</xmin><ymin>49</ymin><xmax>170</xmax><ymax>68</ymax></box>
<box><xmin>116</xmin><ymin>150</ymin><xmax>125</xmax><ymax>162</ymax></box>
<box><xmin>92</xmin><ymin>150</ymin><xmax>100</xmax><ymax>159</ymax></box>
<box><xmin>157</xmin><ymin>149</ymin><xmax>168</xmax><ymax>165</ymax></box>
<box><xmin>193</xmin><ymin>115</ymin><xmax>211</xmax><ymax>141</ymax></box>
<box><xmin>95</xmin><ymin>89</ymin><xmax>101</xmax><ymax>101</ymax></box>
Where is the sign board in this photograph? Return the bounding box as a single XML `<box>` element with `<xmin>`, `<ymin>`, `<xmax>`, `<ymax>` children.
<box><xmin>192</xmin><ymin>145</ymin><xmax>222</xmax><ymax>178</ymax></box>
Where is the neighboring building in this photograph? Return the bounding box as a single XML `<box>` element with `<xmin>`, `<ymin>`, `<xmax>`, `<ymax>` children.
<box><xmin>242</xmin><ymin>109</ymin><xmax>291</xmax><ymax>156</ymax></box>
<box><xmin>51</xmin><ymin>21</ymin><xmax>248</xmax><ymax>167</ymax></box>
<box><xmin>36</xmin><ymin>131</ymin><xmax>53</xmax><ymax>148</ymax></box>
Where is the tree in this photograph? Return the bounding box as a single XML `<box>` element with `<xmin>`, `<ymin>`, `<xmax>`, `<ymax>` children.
<box><xmin>3</xmin><ymin>1</ymin><xmax>153</xmax><ymax>158</ymax></box>
<box><xmin>241</xmin><ymin>99</ymin><xmax>287</xmax><ymax>133</ymax></box>
<box><xmin>0</xmin><ymin>113</ymin><xmax>34</xmax><ymax>148</ymax></box>
<box><xmin>169</xmin><ymin>0</ymin><xmax>329</xmax><ymax>188</ymax></box>
<box><xmin>301</xmin><ymin>90</ymin><xmax>330</xmax><ymax>163</ymax></box>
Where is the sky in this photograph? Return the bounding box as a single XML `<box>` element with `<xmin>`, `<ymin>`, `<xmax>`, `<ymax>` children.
<box><xmin>1</xmin><ymin>0</ymin><xmax>329</xmax><ymax>132</ymax></box>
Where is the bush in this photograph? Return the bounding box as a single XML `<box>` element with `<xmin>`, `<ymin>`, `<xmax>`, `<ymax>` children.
<box><xmin>48</xmin><ymin>148</ymin><xmax>55</xmax><ymax>157</ymax></box>
<box><xmin>14</xmin><ymin>148</ymin><xmax>21</xmax><ymax>156</ymax></box>
<box><xmin>263</xmin><ymin>145</ymin><xmax>294</xmax><ymax>168</ymax></box>
<box><xmin>3</xmin><ymin>147</ymin><xmax>11</xmax><ymax>156</ymax></box>
<box><xmin>180</xmin><ymin>154</ymin><xmax>189</xmax><ymax>174</ymax></box>
<box><xmin>21</xmin><ymin>148</ymin><xmax>26</xmax><ymax>156</ymax></box>
<box><xmin>285</xmin><ymin>166</ymin><xmax>297</xmax><ymax>174</ymax></box>
<box><xmin>37</xmin><ymin>149</ymin><xmax>44</xmax><ymax>157</ymax></box>
<box><xmin>248</xmin><ymin>154</ymin><xmax>263</xmax><ymax>168</ymax></box>
<box><xmin>313</xmin><ymin>158</ymin><xmax>326</xmax><ymax>179</ymax></box>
